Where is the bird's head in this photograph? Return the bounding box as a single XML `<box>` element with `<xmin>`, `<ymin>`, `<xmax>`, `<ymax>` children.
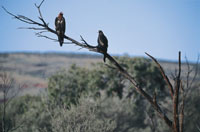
<box><xmin>58</xmin><ymin>12</ymin><xmax>63</xmax><ymax>19</ymax></box>
<box><xmin>98</xmin><ymin>30</ymin><xmax>103</xmax><ymax>34</ymax></box>
<box><xmin>59</xmin><ymin>12</ymin><xmax>63</xmax><ymax>16</ymax></box>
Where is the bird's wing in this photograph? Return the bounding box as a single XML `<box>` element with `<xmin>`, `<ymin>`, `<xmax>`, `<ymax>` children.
<box><xmin>55</xmin><ymin>17</ymin><xmax>58</xmax><ymax>28</ymax></box>
<box><xmin>62</xmin><ymin>17</ymin><xmax>66</xmax><ymax>33</ymax></box>
<box><xmin>103</xmin><ymin>35</ymin><xmax>108</xmax><ymax>47</ymax></box>
<box><xmin>98</xmin><ymin>36</ymin><xmax>105</xmax><ymax>47</ymax></box>
<box><xmin>100</xmin><ymin>35</ymin><xmax>108</xmax><ymax>47</ymax></box>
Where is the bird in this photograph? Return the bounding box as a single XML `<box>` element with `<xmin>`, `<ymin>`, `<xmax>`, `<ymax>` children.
<box><xmin>97</xmin><ymin>30</ymin><xmax>108</xmax><ymax>62</ymax></box>
<box><xmin>55</xmin><ymin>12</ymin><xmax>66</xmax><ymax>47</ymax></box>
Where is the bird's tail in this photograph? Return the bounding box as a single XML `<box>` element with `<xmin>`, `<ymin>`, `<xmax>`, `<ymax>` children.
<box><xmin>58</xmin><ymin>35</ymin><xmax>64</xmax><ymax>47</ymax></box>
<box><xmin>103</xmin><ymin>48</ymin><xmax>107</xmax><ymax>62</ymax></box>
<box><xmin>59</xmin><ymin>41</ymin><xmax>63</xmax><ymax>47</ymax></box>
<box><xmin>103</xmin><ymin>54</ymin><xmax>106</xmax><ymax>62</ymax></box>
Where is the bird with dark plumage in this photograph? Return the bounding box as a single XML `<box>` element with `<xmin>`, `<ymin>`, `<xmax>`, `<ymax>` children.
<box><xmin>97</xmin><ymin>30</ymin><xmax>108</xmax><ymax>62</ymax></box>
<box><xmin>55</xmin><ymin>12</ymin><xmax>66</xmax><ymax>47</ymax></box>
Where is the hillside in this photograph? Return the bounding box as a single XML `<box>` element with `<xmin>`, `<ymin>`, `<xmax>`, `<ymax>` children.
<box><xmin>0</xmin><ymin>52</ymin><xmax>197</xmax><ymax>96</ymax></box>
<box><xmin>0</xmin><ymin>53</ymin><xmax>102</xmax><ymax>96</ymax></box>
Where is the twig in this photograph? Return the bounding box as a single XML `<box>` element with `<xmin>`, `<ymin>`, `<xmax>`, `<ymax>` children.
<box><xmin>35</xmin><ymin>0</ymin><xmax>47</xmax><ymax>26</ymax></box>
<box><xmin>18</xmin><ymin>27</ymin><xmax>46</xmax><ymax>30</ymax></box>
<box><xmin>145</xmin><ymin>111</ymin><xmax>156</xmax><ymax>132</ymax></box>
<box><xmin>185</xmin><ymin>55</ymin><xmax>199</xmax><ymax>97</ymax></box>
<box><xmin>77</xmin><ymin>47</ymin><xmax>83</xmax><ymax>50</ymax></box>
<box><xmin>145</xmin><ymin>52</ymin><xmax>174</xmax><ymax>99</ymax></box>
<box><xmin>36</xmin><ymin>0</ymin><xmax>45</xmax><ymax>9</ymax></box>
<box><xmin>36</xmin><ymin>33</ymin><xmax>73</xmax><ymax>44</ymax></box>
<box><xmin>80</xmin><ymin>35</ymin><xmax>97</xmax><ymax>48</ymax></box>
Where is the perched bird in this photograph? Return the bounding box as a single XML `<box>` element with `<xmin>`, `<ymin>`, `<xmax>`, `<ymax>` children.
<box><xmin>97</xmin><ymin>30</ymin><xmax>108</xmax><ymax>62</ymax></box>
<box><xmin>55</xmin><ymin>12</ymin><xmax>66</xmax><ymax>47</ymax></box>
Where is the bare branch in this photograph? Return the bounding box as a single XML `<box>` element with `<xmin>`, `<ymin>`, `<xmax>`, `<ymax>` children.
<box><xmin>36</xmin><ymin>0</ymin><xmax>45</xmax><ymax>9</ymax></box>
<box><xmin>35</xmin><ymin>0</ymin><xmax>47</xmax><ymax>26</ymax></box>
<box><xmin>180</xmin><ymin>81</ymin><xmax>184</xmax><ymax>132</ymax></box>
<box><xmin>153</xmin><ymin>91</ymin><xmax>157</xmax><ymax>105</ymax></box>
<box><xmin>185</xmin><ymin>55</ymin><xmax>199</xmax><ymax>98</ymax></box>
<box><xmin>145</xmin><ymin>111</ymin><xmax>156</xmax><ymax>132</ymax></box>
<box><xmin>18</xmin><ymin>27</ymin><xmax>46</xmax><ymax>30</ymax></box>
<box><xmin>80</xmin><ymin>35</ymin><xmax>97</xmax><ymax>48</ymax></box>
<box><xmin>145</xmin><ymin>52</ymin><xmax>174</xmax><ymax>99</ymax></box>
<box><xmin>77</xmin><ymin>47</ymin><xmax>84</xmax><ymax>50</ymax></box>
<box><xmin>80</xmin><ymin>35</ymin><xmax>88</xmax><ymax>45</ymax></box>
<box><xmin>36</xmin><ymin>33</ymin><xmax>73</xmax><ymax>45</ymax></box>
<box><xmin>35</xmin><ymin>33</ymin><xmax>54</xmax><ymax>40</ymax></box>
<box><xmin>2</xmin><ymin>6</ymin><xmax>44</xmax><ymax>27</ymax></box>
<box><xmin>173</xmin><ymin>51</ymin><xmax>181</xmax><ymax>132</ymax></box>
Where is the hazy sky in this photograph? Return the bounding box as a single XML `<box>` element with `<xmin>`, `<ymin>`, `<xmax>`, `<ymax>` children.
<box><xmin>0</xmin><ymin>0</ymin><xmax>199</xmax><ymax>61</ymax></box>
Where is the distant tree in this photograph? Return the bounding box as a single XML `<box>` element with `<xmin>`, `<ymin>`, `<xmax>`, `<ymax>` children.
<box><xmin>181</xmin><ymin>58</ymin><xmax>200</xmax><ymax>132</ymax></box>
<box><xmin>49</xmin><ymin>97</ymin><xmax>116</xmax><ymax>132</ymax></box>
<box><xmin>47</xmin><ymin>64</ymin><xmax>90</xmax><ymax>107</ymax></box>
<box><xmin>46</xmin><ymin>57</ymin><xmax>168</xmax><ymax>131</ymax></box>
<box><xmin>6</xmin><ymin>94</ymin><xmax>116</xmax><ymax>132</ymax></box>
<box><xmin>0</xmin><ymin>72</ymin><xmax>22</xmax><ymax>132</ymax></box>
<box><xmin>88</xmin><ymin>57</ymin><xmax>169</xmax><ymax>132</ymax></box>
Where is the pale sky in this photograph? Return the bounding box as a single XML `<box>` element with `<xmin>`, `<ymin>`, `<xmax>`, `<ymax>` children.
<box><xmin>0</xmin><ymin>0</ymin><xmax>200</xmax><ymax>61</ymax></box>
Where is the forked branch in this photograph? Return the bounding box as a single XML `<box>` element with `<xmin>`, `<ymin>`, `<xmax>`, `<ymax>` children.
<box><xmin>145</xmin><ymin>52</ymin><xmax>174</xmax><ymax>99</ymax></box>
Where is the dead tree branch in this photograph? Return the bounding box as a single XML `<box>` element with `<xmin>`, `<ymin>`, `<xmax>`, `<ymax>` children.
<box><xmin>146</xmin><ymin>52</ymin><xmax>185</xmax><ymax>132</ymax></box>
<box><xmin>180</xmin><ymin>81</ymin><xmax>184</xmax><ymax>132</ymax></box>
<box><xmin>145</xmin><ymin>111</ymin><xmax>156</xmax><ymax>132</ymax></box>
<box><xmin>184</xmin><ymin>56</ymin><xmax>199</xmax><ymax>98</ymax></box>
<box><xmin>145</xmin><ymin>52</ymin><xmax>174</xmax><ymax>99</ymax></box>
<box><xmin>173</xmin><ymin>51</ymin><xmax>181</xmax><ymax>132</ymax></box>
